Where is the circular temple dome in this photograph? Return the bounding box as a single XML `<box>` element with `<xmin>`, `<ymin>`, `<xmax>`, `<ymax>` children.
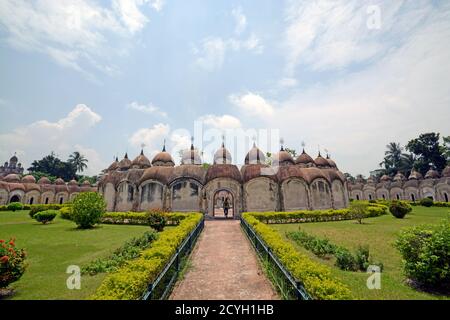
<box><xmin>4</xmin><ymin>174</ymin><xmax>20</xmax><ymax>183</ymax></box>
<box><xmin>55</xmin><ymin>178</ymin><xmax>65</xmax><ymax>185</ymax></box>
<box><xmin>408</xmin><ymin>169</ymin><xmax>423</xmax><ymax>180</ymax></box>
<box><xmin>82</xmin><ymin>180</ymin><xmax>91</xmax><ymax>186</ymax></box>
<box><xmin>380</xmin><ymin>174</ymin><xmax>391</xmax><ymax>182</ymax></box>
<box><xmin>244</xmin><ymin>143</ymin><xmax>265</xmax><ymax>165</ymax></box>
<box><xmin>443</xmin><ymin>165</ymin><xmax>450</xmax><ymax>177</ymax></box>
<box><xmin>9</xmin><ymin>154</ymin><xmax>18</xmax><ymax>163</ymax></box>
<box><xmin>213</xmin><ymin>143</ymin><xmax>232</xmax><ymax>164</ymax></box>
<box><xmin>21</xmin><ymin>175</ymin><xmax>36</xmax><ymax>184</ymax></box>
<box><xmin>152</xmin><ymin>145</ymin><xmax>175</xmax><ymax>167</ymax></box>
<box><xmin>424</xmin><ymin>168</ymin><xmax>440</xmax><ymax>179</ymax></box>
<box><xmin>326</xmin><ymin>154</ymin><xmax>337</xmax><ymax>168</ymax></box>
<box><xmin>314</xmin><ymin>153</ymin><xmax>330</xmax><ymax>168</ymax></box>
<box><xmin>38</xmin><ymin>177</ymin><xmax>51</xmax><ymax>185</ymax></box>
<box><xmin>181</xmin><ymin>144</ymin><xmax>202</xmax><ymax>165</ymax></box>
<box><xmin>295</xmin><ymin>149</ymin><xmax>315</xmax><ymax>167</ymax></box>
<box><xmin>393</xmin><ymin>172</ymin><xmax>406</xmax><ymax>182</ymax></box>
<box><xmin>273</xmin><ymin>147</ymin><xmax>295</xmax><ymax>166</ymax></box>
<box><xmin>68</xmin><ymin>179</ymin><xmax>78</xmax><ymax>186</ymax></box>
<box><xmin>118</xmin><ymin>153</ymin><xmax>132</xmax><ymax>171</ymax></box>
<box><xmin>132</xmin><ymin>150</ymin><xmax>151</xmax><ymax>169</ymax></box>
<box><xmin>108</xmin><ymin>157</ymin><xmax>119</xmax><ymax>171</ymax></box>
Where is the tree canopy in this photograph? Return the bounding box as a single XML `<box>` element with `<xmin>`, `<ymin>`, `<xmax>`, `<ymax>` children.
<box><xmin>28</xmin><ymin>152</ymin><xmax>90</xmax><ymax>181</ymax></box>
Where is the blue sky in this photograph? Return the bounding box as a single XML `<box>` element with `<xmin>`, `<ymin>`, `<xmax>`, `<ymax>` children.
<box><xmin>1</xmin><ymin>0</ymin><xmax>449</xmax><ymax>176</ymax></box>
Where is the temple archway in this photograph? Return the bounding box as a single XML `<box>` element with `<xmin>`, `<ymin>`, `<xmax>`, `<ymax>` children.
<box><xmin>213</xmin><ymin>189</ymin><xmax>234</xmax><ymax>219</ymax></box>
<box><xmin>10</xmin><ymin>195</ymin><xmax>20</xmax><ymax>203</ymax></box>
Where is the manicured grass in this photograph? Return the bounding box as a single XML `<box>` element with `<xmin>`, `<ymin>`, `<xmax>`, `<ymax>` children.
<box><xmin>271</xmin><ymin>206</ymin><xmax>450</xmax><ymax>300</ymax></box>
<box><xmin>0</xmin><ymin>211</ymin><xmax>150</xmax><ymax>300</ymax></box>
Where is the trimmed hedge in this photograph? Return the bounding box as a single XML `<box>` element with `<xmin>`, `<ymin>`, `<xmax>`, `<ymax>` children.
<box><xmin>34</xmin><ymin>210</ymin><xmax>58</xmax><ymax>224</ymax></box>
<box><xmin>246</xmin><ymin>203</ymin><xmax>387</xmax><ymax>224</ymax></box>
<box><xmin>92</xmin><ymin>213</ymin><xmax>203</xmax><ymax>300</ymax></box>
<box><xmin>101</xmin><ymin>212</ymin><xmax>189</xmax><ymax>226</ymax></box>
<box><xmin>389</xmin><ymin>200</ymin><xmax>412</xmax><ymax>219</ymax></box>
<box><xmin>29</xmin><ymin>204</ymin><xmax>69</xmax><ymax>218</ymax></box>
<box><xmin>243</xmin><ymin>213</ymin><xmax>352</xmax><ymax>300</ymax></box>
<box><xmin>7</xmin><ymin>202</ymin><xmax>23</xmax><ymax>212</ymax></box>
<box><xmin>0</xmin><ymin>204</ymin><xmax>69</xmax><ymax>212</ymax></box>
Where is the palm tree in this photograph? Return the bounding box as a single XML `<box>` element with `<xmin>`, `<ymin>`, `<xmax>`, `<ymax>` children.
<box><xmin>399</xmin><ymin>153</ymin><xmax>416</xmax><ymax>176</ymax></box>
<box><xmin>380</xmin><ymin>142</ymin><xmax>404</xmax><ymax>176</ymax></box>
<box><xmin>68</xmin><ymin>152</ymin><xmax>88</xmax><ymax>173</ymax></box>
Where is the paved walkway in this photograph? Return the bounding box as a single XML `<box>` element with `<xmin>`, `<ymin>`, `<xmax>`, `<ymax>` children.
<box><xmin>170</xmin><ymin>220</ymin><xmax>278</xmax><ymax>300</ymax></box>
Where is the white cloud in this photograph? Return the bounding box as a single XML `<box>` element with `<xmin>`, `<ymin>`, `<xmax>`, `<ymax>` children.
<box><xmin>194</xmin><ymin>37</ymin><xmax>227</xmax><ymax>72</ymax></box>
<box><xmin>0</xmin><ymin>104</ymin><xmax>104</xmax><ymax>175</ymax></box>
<box><xmin>127</xmin><ymin>101</ymin><xmax>168</xmax><ymax>118</ymax></box>
<box><xmin>263</xmin><ymin>2</ymin><xmax>450</xmax><ymax>176</ymax></box>
<box><xmin>194</xmin><ymin>35</ymin><xmax>263</xmax><ymax>71</ymax></box>
<box><xmin>198</xmin><ymin>114</ymin><xmax>242</xmax><ymax>130</ymax></box>
<box><xmin>278</xmin><ymin>77</ymin><xmax>298</xmax><ymax>88</ymax></box>
<box><xmin>229</xmin><ymin>92</ymin><xmax>274</xmax><ymax>118</ymax></box>
<box><xmin>232</xmin><ymin>6</ymin><xmax>247</xmax><ymax>35</ymax></box>
<box><xmin>193</xmin><ymin>6</ymin><xmax>262</xmax><ymax>71</ymax></box>
<box><xmin>282</xmin><ymin>0</ymin><xmax>433</xmax><ymax>74</ymax></box>
<box><xmin>0</xmin><ymin>0</ymin><xmax>162</xmax><ymax>79</ymax></box>
<box><xmin>128</xmin><ymin>123</ymin><xmax>170</xmax><ymax>157</ymax></box>
<box><xmin>74</xmin><ymin>144</ymin><xmax>108</xmax><ymax>176</ymax></box>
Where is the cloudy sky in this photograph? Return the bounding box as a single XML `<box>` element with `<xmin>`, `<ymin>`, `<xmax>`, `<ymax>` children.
<box><xmin>0</xmin><ymin>0</ymin><xmax>449</xmax><ymax>176</ymax></box>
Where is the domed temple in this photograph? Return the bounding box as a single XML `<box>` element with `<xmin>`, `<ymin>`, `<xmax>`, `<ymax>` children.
<box><xmin>348</xmin><ymin>166</ymin><xmax>450</xmax><ymax>203</ymax></box>
<box><xmin>0</xmin><ymin>174</ymin><xmax>96</xmax><ymax>205</ymax></box>
<box><xmin>97</xmin><ymin>142</ymin><xmax>349</xmax><ymax>218</ymax></box>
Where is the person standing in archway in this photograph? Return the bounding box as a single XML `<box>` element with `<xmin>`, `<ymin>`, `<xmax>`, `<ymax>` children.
<box><xmin>223</xmin><ymin>197</ymin><xmax>230</xmax><ymax>218</ymax></box>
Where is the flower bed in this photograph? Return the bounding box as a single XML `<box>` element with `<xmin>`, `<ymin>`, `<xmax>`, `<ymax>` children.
<box><xmin>92</xmin><ymin>212</ymin><xmax>203</xmax><ymax>300</ymax></box>
<box><xmin>242</xmin><ymin>213</ymin><xmax>352</xmax><ymax>300</ymax></box>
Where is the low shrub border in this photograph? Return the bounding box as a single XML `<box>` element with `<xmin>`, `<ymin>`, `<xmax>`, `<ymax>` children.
<box><xmin>0</xmin><ymin>203</ymin><xmax>70</xmax><ymax>212</ymax></box>
<box><xmin>246</xmin><ymin>203</ymin><xmax>387</xmax><ymax>224</ymax></box>
<box><xmin>101</xmin><ymin>211</ymin><xmax>190</xmax><ymax>226</ymax></box>
<box><xmin>92</xmin><ymin>213</ymin><xmax>203</xmax><ymax>300</ymax></box>
<box><xmin>242</xmin><ymin>213</ymin><xmax>352</xmax><ymax>300</ymax></box>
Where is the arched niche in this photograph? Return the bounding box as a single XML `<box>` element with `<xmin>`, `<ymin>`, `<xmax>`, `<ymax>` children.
<box><xmin>139</xmin><ymin>180</ymin><xmax>164</xmax><ymax>211</ymax></box>
<box><xmin>310</xmin><ymin>179</ymin><xmax>332</xmax><ymax>210</ymax></box>
<box><xmin>170</xmin><ymin>179</ymin><xmax>202</xmax><ymax>212</ymax></box>
<box><xmin>244</xmin><ymin>177</ymin><xmax>278</xmax><ymax>212</ymax></box>
<box><xmin>281</xmin><ymin>178</ymin><xmax>309</xmax><ymax>211</ymax></box>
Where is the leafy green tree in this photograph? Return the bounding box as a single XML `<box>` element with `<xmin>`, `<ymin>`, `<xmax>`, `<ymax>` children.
<box><xmin>68</xmin><ymin>152</ymin><xmax>88</xmax><ymax>173</ymax></box>
<box><xmin>344</xmin><ymin>173</ymin><xmax>355</xmax><ymax>183</ymax></box>
<box><xmin>284</xmin><ymin>147</ymin><xmax>297</xmax><ymax>158</ymax></box>
<box><xmin>265</xmin><ymin>152</ymin><xmax>273</xmax><ymax>166</ymax></box>
<box><xmin>443</xmin><ymin>136</ymin><xmax>450</xmax><ymax>163</ymax></box>
<box><xmin>27</xmin><ymin>171</ymin><xmax>57</xmax><ymax>183</ymax></box>
<box><xmin>28</xmin><ymin>152</ymin><xmax>77</xmax><ymax>181</ymax></box>
<box><xmin>379</xmin><ymin>142</ymin><xmax>416</xmax><ymax>176</ymax></box>
<box><xmin>406</xmin><ymin>132</ymin><xmax>447</xmax><ymax>175</ymax></box>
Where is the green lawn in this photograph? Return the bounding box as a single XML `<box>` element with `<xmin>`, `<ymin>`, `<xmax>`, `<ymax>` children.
<box><xmin>271</xmin><ymin>206</ymin><xmax>450</xmax><ymax>300</ymax></box>
<box><xmin>0</xmin><ymin>211</ymin><xmax>150</xmax><ymax>300</ymax></box>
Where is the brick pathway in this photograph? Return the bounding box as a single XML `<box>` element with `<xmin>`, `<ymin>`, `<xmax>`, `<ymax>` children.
<box><xmin>170</xmin><ymin>220</ymin><xmax>278</xmax><ymax>300</ymax></box>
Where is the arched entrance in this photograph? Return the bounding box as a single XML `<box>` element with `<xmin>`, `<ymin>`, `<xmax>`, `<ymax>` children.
<box><xmin>445</xmin><ymin>193</ymin><xmax>449</xmax><ymax>203</ymax></box>
<box><xmin>213</xmin><ymin>189</ymin><xmax>234</xmax><ymax>219</ymax></box>
<box><xmin>10</xmin><ymin>195</ymin><xmax>20</xmax><ymax>203</ymax></box>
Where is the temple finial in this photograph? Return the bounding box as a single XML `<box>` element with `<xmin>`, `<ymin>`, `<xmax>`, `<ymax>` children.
<box><xmin>280</xmin><ymin>138</ymin><xmax>284</xmax><ymax>151</ymax></box>
<box><xmin>162</xmin><ymin>139</ymin><xmax>166</xmax><ymax>152</ymax></box>
<box><xmin>191</xmin><ymin>136</ymin><xmax>194</xmax><ymax>150</ymax></box>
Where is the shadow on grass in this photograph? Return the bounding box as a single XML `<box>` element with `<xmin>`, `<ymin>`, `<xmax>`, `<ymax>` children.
<box><xmin>65</xmin><ymin>225</ymin><xmax>105</xmax><ymax>232</ymax></box>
